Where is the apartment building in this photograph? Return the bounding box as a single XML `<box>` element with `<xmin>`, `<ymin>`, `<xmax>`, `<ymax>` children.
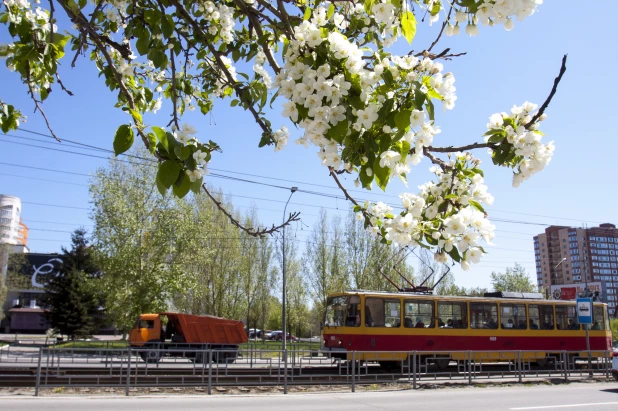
<box><xmin>0</xmin><ymin>194</ymin><xmax>28</xmax><ymax>247</ymax></box>
<box><xmin>534</xmin><ymin>223</ymin><xmax>618</xmax><ymax>311</ymax></box>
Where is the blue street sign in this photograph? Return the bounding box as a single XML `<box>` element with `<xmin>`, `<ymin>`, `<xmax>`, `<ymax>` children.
<box><xmin>576</xmin><ymin>298</ymin><xmax>593</xmax><ymax>325</ymax></box>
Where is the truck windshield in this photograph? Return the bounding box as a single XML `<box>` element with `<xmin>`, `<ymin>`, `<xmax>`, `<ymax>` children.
<box><xmin>138</xmin><ymin>320</ymin><xmax>154</xmax><ymax>329</ymax></box>
<box><xmin>325</xmin><ymin>296</ymin><xmax>360</xmax><ymax>327</ymax></box>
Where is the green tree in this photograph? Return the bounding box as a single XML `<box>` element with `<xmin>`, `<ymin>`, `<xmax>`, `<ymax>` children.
<box><xmin>42</xmin><ymin>229</ymin><xmax>102</xmax><ymax>339</ymax></box>
<box><xmin>304</xmin><ymin>209</ymin><xmax>348</xmax><ymax>319</ymax></box>
<box><xmin>610</xmin><ymin>318</ymin><xmax>618</xmax><ymax>342</ymax></box>
<box><xmin>490</xmin><ymin>263</ymin><xmax>537</xmax><ymax>293</ymax></box>
<box><xmin>90</xmin><ymin>149</ymin><xmax>191</xmax><ymax>333</ymax></box>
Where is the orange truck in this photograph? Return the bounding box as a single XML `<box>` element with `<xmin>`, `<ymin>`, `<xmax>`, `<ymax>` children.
<box><xmin>129</xmin><ymin>312</ymin><xmax>247</xmax><ymax>363</ymax></box>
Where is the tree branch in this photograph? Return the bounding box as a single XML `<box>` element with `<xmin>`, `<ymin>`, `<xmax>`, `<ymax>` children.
<box><xmin>427</xmin><ymin>142</ymin><xmax>494</xmax><ymax>153</ymax></box>
<box><xmin>525</xmin><ymin>54</ymin><xmax>568</xmax><ymax>129</ymax></box>
<box><xmin>202</xmin><ymin>183</ymin><xmax>301</xmax><ymax>237</ymax></box>
<box><xmin>168</xmin><ymin>0</ymin><xmax>272</xmax><ymax>133</ymax></box>
<box><xmin>25</xmin><ymin>63</ymin><xmax>60</xmax><ymax>142</ymax></box>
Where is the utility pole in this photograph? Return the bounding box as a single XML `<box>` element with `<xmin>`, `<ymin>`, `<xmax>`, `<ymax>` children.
<box><xmin>281</xmin><ymin>187</ymin><xmax>297</xmax><ymax>394</ymax></box>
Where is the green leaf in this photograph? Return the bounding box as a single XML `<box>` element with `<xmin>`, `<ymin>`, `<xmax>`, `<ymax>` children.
<box><xmin>447</xmin><ymin>247</ymin><xmax>462</xmax><ymax>263</ymax></box>
<box><xmin>156</xmin><ymin>178</ymin><xmax>168</xmax><ymax>196</ymax></box>
<box><xmin>135</xmin><ymin>33</ymin><xmax>150</xmax><ymax>56</ymax></box>
<box><xmin>172</xmin><ymin>171</ymin><xmax>191</xmax><ymax>198</ymax></box>
<box><xmin>359</xmin><ymin>165</ymin><xmax>374</xmax><ymax>189</ymax></box>
<box><xmin>394</xmin><ymin>110</ymin><xmax>411</xmax><ymax>130</ymax></box>
<box><xmin>487</xmin><ymin>132</ymin><xmax>506</xmax><ymax>144</ymax></box>
<box><xmin>151</xmin><ymin>126</ymin><xmax>168</xmax><ymax>152</ymax></box>
<box><xmin>364</xmin><ymin>0</ymin><xmax>375</xmax><ymax>14</ymax></box>
<box><xmin>258</xmin><ymin>132</ymin><xmax>272</xmax><ymax>148</ymax></box>
<box><xmin>157</xmin><ymin>160</ymin><xmax>181</xmax><ymax>189</ymax></box>
<box><xmin>425</xmin><ymin>99</ymin><xmax>435</xmax><ymax>121</ymax></box>
<box><xmin>146</xmin><ymin>132</ymin><xmax>157</xmax><ymax>154</ymax></box>
<box><xmin>468</xmin><ymin>200</ymin><xmax>486</xmax><ymax>214</ymax></box>
<box><xmin>400</xmin><ymin>11</ymin><xmax>417</xmax><ymax>45</ymax></box>
<box><xmin>51</xmin><ymin>33</ymin><xmax>70</xmax><ymax>48</ymax></box>
<box><xmin>174</xmin><ymin>145</ymin><xmax>191</xmax><ymax>161</ymax></box>
<box><xmin>190</xmin><ymin>177</ymin><xmax>203</xmax><ymax>194</ymax></box>
<box><xmin>303</xmin><ymin>7</ymin><xmax>311</xmax><ymax>20</ymax></box>
<box><xmin>327</xmin><ymin>4</ymin><xmax>335</xmax><ymax>19</ymax></box>
<box><xmin>372</xmin><ymin>158</ymin><xmax>390</xmax><ymax>191</ymax></box>
<box><xmin>162</xmin><ymin>15</ymin><xmax>174</xmax><ymax>38</ymax></box>
<box><xmin>113</xmin><ymin>124</ymin><xmax>134</xmax><ymax>156</ymax></box>
<box><xmin>128</xmin><ymin>108</ymin><xmax>142</xmax><ymax>124</ymax></box>
<box><xmin>326</xmin><ymin>119</ymin><xmax>348</xmax><ymax>144</ymax></box>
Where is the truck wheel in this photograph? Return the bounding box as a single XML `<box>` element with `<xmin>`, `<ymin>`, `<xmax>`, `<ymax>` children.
<box><xmin>140</xmin><ymin>349</ymin><xmax>161</xmax><ymax>363</ymax></box>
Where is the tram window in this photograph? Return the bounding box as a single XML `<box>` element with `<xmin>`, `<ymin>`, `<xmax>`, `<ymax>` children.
<box><xmin>501</xmin><ymin>304</ymin><xmax>527</xmax><ymax>330</ymax></box>
<box><xmin>404</xmin><ymin>300</ymin><xmax>434</xmax><ymax>328</ymax></box>
<box><xmin>325</xmin><ymin>296</ymin><xmax>349</xmax><ymax>327</ymax></box>
<box><xmin>537</xmin><ymin>305</ymin><xmax>554</xmax><ymax>330</ymax></box>
<box><xmin>470</xmin><ymin>303</ymin><xmax>498</xmax><ymax>329</ymax></box>
<box><xmin>556</xmin><ymin>305</ymin><xmax>580</xmax><ymax>330</ymax></box>
<box><xmin>365</xmin><ymin>298</ymin><xmax>401</xmax><ymax>327</ymax></box>
<box><xmin>591</xmin><ymin>306</ymin><xmax>605</xmax><ymax>330</ymax></box>
<box><xmin>437</xmin><ymin>301</ymin><xmax>467</xmax><ymax>329</ymax></box>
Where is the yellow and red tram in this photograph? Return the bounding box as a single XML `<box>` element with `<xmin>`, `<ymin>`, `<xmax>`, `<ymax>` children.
<box><xmin>321</xmin><ymin>291</ymin><xmax>612</xmax><ymax>366</ymax></box>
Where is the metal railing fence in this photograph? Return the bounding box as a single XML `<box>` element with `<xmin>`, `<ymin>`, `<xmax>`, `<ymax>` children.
<box><xmin>0</xmin><ymin>346</ymin><xmax>612</xmax><ymax>396</ymax></box>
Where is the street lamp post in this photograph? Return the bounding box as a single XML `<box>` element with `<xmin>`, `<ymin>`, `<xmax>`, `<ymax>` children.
<box><xmin>281</xmin><ymin>186</ymin><xmax>297</xmax><ymax>394</ymax></box>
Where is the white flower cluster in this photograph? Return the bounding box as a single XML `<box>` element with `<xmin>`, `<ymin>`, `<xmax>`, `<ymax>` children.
<box><xmin>105</xmin><ymin>1</ymin><xmax>129</xmax><ymax>28</ymax></box>
<box><xmin>272</xmin><ymin>125</ymin><xmax>289</xmax><ymax>152</ymax></box>
<box><xmin>253</xmin><ymin>51</ymin><xmax>272</xmax><ymax>89</ymax></box>
<box><xmin>445</xmin><ymin>0</ymin><xmax>543</xmax><ymax>36</ymax></box>
<box><xmin>196</xmin><ymin>1</ymin><xmax>235</xmax><ymax>44</ymax></box>
<box><xmin>273</xmin><ymin>10</ymin><xmax>455</xmax><ymax>177</ymax></box>
<box><xmin>169</xmin><ymin>123</ymin><xmax>210</xmax><ymax>183</ymax></box>
<box><xmin>485</xmin><ymin>102</ymin><xmax>553</xmax><ymax>188</ymax></box>
<box><xmin>358</xmin><ymin>156</ymin><xmax>495</xmax><ymax>270</ymax></box>
<box><xmin>3</xmin><ymin>1</ymin><xmax>56</xmax><ymax>33</ymax></box>
<box><xmin>212</xmin><ymin>55</ymin><xmax>237</xmax><ymax>97</ymax></box>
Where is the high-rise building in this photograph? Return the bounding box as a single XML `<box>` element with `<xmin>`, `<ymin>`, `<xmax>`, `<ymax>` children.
<box><xmin>0</xmin><ymin>194</ymin><xmax>28</xmax><ymax>247</ymax></box>
<box><xmin>534</xmin><ymin>223</ymin><xmax>618</xmax><ymax>311</ymax></box>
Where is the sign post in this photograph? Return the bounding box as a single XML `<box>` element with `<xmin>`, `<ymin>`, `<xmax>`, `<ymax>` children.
<box><xmin>576</xmin><ymin>297</ymin><xmax>593</xmax><ymax>377</ymax></box>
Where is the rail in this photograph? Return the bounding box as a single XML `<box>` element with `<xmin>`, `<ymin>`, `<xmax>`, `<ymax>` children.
<box><xmin>0</xmin><ymin>346</ymin><xmax>613</xmax><ymax>396</ymax></box>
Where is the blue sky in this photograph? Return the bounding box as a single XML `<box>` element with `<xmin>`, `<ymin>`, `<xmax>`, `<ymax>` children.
<box><xmin>1</xmin><ymin>1</ymin><xmax>617</xmax><ymax>290</ymax></box>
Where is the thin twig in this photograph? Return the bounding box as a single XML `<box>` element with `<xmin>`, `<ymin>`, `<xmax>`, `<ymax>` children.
<box><xmin>427</xmin><ymin>142</ymin><xmax>494</xmax><ymax>153</ymax></box>
<box><xmin>48</xmin><ymin>0</ymin><xmax>55</xmax><ymax>44</ymax></box>
<box><xmin>25</xmin><ymin>63</ymin><xmax>60</xmax><ymax>142</ymax></box>
<box><xmin>525</xmin><ymin>54</ymin><xmax>568</xmax><ymax>129</ymax></box>
<box><xmin>202</xmin><ymin>183</ymin><xmax>301</xmax><ymax>237</ymax></box>
<box><xmin>168</xmin><ymin>47</ymin><xmax>181</xmax><ymax>129</ymax></box>
<box><xmin>54</xmin><ymin>73</ymin><xmax>73</xmax><ymax>96</ymax></box>
<box><xmin>426</xmin><ymin>6</ymin><xmax>453</xmax><ymax>53</ymax></box>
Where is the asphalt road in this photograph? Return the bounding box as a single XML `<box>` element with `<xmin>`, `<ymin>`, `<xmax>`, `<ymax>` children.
<box><xmin>2</xmin><ymin>383</ymin><xmax>618</xmax><ymax>411</ymax></box>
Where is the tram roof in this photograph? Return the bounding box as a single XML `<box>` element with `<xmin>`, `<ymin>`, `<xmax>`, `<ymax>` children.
<box><xmin>336</xmin><ymin>290</ymin><xmax>605</xmax><ymax>304</ymax></box>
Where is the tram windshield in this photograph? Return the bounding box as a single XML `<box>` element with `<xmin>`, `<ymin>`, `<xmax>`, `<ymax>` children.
<box><xmin>325</xmin><ymin>295</ymin><xmax>360</xmax><ymax>327</ymax></box>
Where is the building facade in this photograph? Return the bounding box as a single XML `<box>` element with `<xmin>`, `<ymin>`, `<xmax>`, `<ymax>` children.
<box><xmin>0</xmin><ymin>194</ymin><xmax>28</xmax><ymax>247</ymax></box>
<box><xmin>534</xmin><ymin>223</ymin><xmax>618</xmax><ymax>313</ymax></box>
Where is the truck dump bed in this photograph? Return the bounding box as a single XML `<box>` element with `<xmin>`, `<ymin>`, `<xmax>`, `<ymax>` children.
<box><xmin>166</xmin><ymin>313</ymin><xmax>248</xmax><ymax>345</ymax></box>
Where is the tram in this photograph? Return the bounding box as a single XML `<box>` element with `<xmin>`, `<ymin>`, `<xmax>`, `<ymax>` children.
<box><xmin>321</xmin><ymin>290</ymin><xmax>612</xmax><ymax>367</ymax></box>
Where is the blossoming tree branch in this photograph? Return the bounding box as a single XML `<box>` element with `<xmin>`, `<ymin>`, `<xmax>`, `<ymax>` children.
<box><xmin>0</xmin><ymin>0</ymin><xmax>565</xmax><ymax>270</ymax></box>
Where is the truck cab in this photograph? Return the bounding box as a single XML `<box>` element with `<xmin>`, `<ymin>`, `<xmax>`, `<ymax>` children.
<box><xmin>129</xmin><ymin>314</ymin><xmax>162</xmax><ymax>347</ymax></box>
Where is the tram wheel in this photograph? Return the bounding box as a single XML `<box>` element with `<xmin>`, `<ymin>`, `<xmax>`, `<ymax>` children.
<box><xmin>378</xmin><ymin>361</ymin><xmax>400</xmax><ymax>369</ymax></box>
<box><xmin>534</xmin><ymin>358</ymin><xmax>549</xmax><ymax>367</ymax></box>
<box><xmin>435</xmin><ymin>358</ymin><xmax>450</xmax><ymax>369</ymax></box>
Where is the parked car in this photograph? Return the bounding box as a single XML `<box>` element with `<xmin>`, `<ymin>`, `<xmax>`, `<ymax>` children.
<box><xmin>263</xmin><ymin>330</ymin><xmax>273</xmax><ymax>340</ymax></box>
<box><xmin>248</xmin><ymin>328</ymin><xmax>262</xmax><ymax>339</ymax></box>
<box><xmin>269</xmin><ymin>331</ymin><xmax>282</xmax><ymax>341</ymax></box>
<box><xmin>274</xmin><ymin>332</ymin><xmax>298</xmax><ymax>342</ymax></box>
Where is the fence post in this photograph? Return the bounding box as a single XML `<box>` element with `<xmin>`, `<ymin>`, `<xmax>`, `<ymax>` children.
<box><xmin>562</xmin><ymin>351</ymin><xmax>569</xmax><ymax>382</ymax></box>
<box><xmin>517</xmin><ymin>351</ymin><xmax>522</xmax><ymax>383</ymax></box>
<box><xmin>351</xmin><ymin>351</ymin><xmax>355</xmax><ymax>393</ymax></box>
<box><xmin>412</xmin><ymin>351</ymin><xmax>417</xmax><ymax>390</ymax></box>
<box><xmin>208</xmin><ymin>349</ymin><xmax>212</xmax><ymax>395</ymax></box>
<box><xmin>125</xmin><ymin>347</ymin><xmax>131</xmax><ymax>396</ymax></box>
<box><xmin>283</xmin><ymin>348</ymin><xmax>288</xmax><ymax>394</ymax></box>
<box><xmin>468</xmin><ymin>351</ymin><xmax>472</xmax><ymax>385</ymax></box>
<box><xmin>34</xmin><ymin>347</ymin><xmax>43</xmax><ymax>397</ymax></box>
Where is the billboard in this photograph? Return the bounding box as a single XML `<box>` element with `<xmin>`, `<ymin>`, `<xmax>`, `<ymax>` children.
<box><xmin>550</xmin><ymin>282</ymin><xmax>603</xmax><ymax>301</ymax></box>
<box><xmin>5</xmin><ymin>253</ymin><xmax>63</xmax><ymax>291</ymax></box>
